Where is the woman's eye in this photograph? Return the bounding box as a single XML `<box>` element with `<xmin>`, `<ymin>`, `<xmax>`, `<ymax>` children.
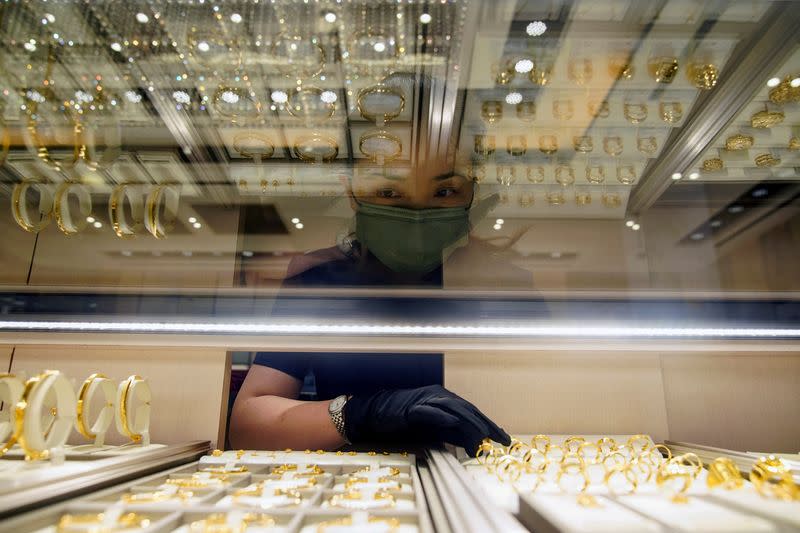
<box><xmin>376</xmin><ymin>188</ymin><xmax>401</xmax><ymax>199</ymax></box>
<box><xmin>435</xmin><ymin>187</ymin><xmax>458</xmax><ymax>198</ymax></box>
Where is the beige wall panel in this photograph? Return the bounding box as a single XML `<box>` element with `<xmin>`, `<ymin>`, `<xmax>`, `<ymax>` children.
<box><xmin>661</xmin><ymin>353</ymin><xmax>800</xmax><ymax>453</ymax></box>
<box><xmin>445</xmin><ymin>351</ymin><xmax>669</xmax><ymax>441</ymax></box>
<box><xmin>10</xmin><ymin>345</ymin><xmax>229</xmax><ymax>448</ymax></box>
<box><xmin>0</xmin><ymin>346</ymin><xmax>12</xmax><ymax>372</ymax></box>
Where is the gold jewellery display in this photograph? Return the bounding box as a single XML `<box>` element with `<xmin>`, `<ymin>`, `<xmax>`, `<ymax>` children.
<box><xmin>187</xmin><ymin>513</ymin><xmax>276</xmax><ymax>533</ymax></box>
<box><xmin>754</xmin><ymin>153</ymin><xmax>780</xmax><ymax>167</ymax></box>
<box><xmin>751</xmin><ymin>107</ymin><xmax>785</xmax><ymax>129</ymax></box>
<box><xmin>56</xmin><ymin>512</ymin><xmax>151</xmax><ymax>533</ymax></box>
<box><xmin>116</xmin><ymin>374</ymin><xmax>152</xmax><ymax>445</ymax></box>
<box><xmin>293</xmin><ymin>133</ymin><xmax>339</xmax><ymax>163</ymax></box>
<box><xmin>75</xmin><ymin>373</ymin><xmax>116</xmax><ymax>445</ymax></box>
<box><xmin>53</xmin><ymin>182</ymin><xmax>92</xmax><ymax>236</ymax></box>
<box><xmin>12</xmin><ymin>180</ymin><xmax>54</xmax><ymax>233</ymax></box>
<box><xmin>768</xmin><ymin>75</ymin><xmax>800</xmax><ymax>104</ymax></box>
<box><xmin>725</xmin><ymin>133</ymin><xmax>754</xmax><ymax>151</ymax></box>
<box><xmin>660</xmin><ymin>102</ymin><xmax>683</xmax><ymax>124</ymax></box>
<box><xmin>687</xmin><ymin>62</ymin><xmax>719</xmax><ymax>90</ymax></box>
<box><xmin>586</xmin><ymin>166</ymin><xmax>606</xmax><ymax>184</ymax></box>
<box><xmin>474</xmin><ymin>134</ymin><xmax>496</xmax><ymax>157</ymax></box>
<box><xmin>702</xmin><ymin>157</ymin><xmax>724</xmax><ymax>172</ymax></box>
<box><xmin>624</xmin><ymin>103</ymin><xmax>648</xmax><ymax>124</ymax></box>
<box><xmin>287</xmin><ymin>87</ymin><xmax>336</xmax><ymax>121</ymax></box>
<box><xmin>144</xmin><ymin>185</ymin><xmax>180</xmax><ymax>239</ymax></box>
<box><xmin>481</xmin><ymin>100</ymin><xmax>503</xmax><ymax>124</ymax></box>
<box><xmin>316</xmin><ymin>516</ymin><xmax>400</xmax><ymax>533</ymax></box>
<box><xmin>109</xmin><ymin>184</ymin><xmax>145</xmax><ymax>239</ymax></box>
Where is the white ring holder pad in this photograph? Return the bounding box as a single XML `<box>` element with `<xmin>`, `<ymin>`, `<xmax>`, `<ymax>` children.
<box><xmin>76</xmin><ymin>375</ymin><xmax>116</xmax><ymax>447</ymax></box>
<box><xmin>23</xmin><ymin>371</ymin><xmax>77</xmax><ymax>462</ymax></box>
<box><xmin>0</xmin><ymin>375</ymin><xmax>24</xmax><ymax>444</ymax></box>
<box><xmin>114</xmin><ymin>376</ymin><xmax>152</xmax><ymax>447</ymax></box>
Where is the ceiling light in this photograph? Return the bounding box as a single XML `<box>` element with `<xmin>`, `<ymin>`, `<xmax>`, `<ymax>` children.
<box><xmin>93</xmin><ymin>221</ymin><xmax>102</xmax><ymax>228</ymax></box>
<box><xmin>172</xmin><ymin>90</ymin><xmax>191</xmax><ymax>104</ymax></box>
<box><xmin>751</xmin><ymin>188</ymin><xmax>768</xmax><ymax>198</ymax></box>
<box><xmin>135</xmin><ymin>12</ymin><xmax>149</xmax><ymax>24</ymax></box>
<box><xmin>495</xmin><ymin>218</ymin><xmax>504</xmax><ymax>225</ymax></box>
<box><xmin>632</xmin><ymin>224</ymin><xmax>640</xmax><ymax>231</ymax></box>
<box><xmin>192</xmin><ymin>222</ymin><xmax>202</xmax><ymax>229</ymax></box>
<box><xmin>505</xmin><ymin>92</ymin><xmax>522</xmax><ymax>105</ymax></box>
<box><xmin>291</xmin><ymin>217</ymin><xmax>300</xmax><ymax>224</ymax></box>
<box><xmin>419</xmin><ymin>13</ymin><xmax>432</xmax><ymax>24</ymax></box>
<box><xmin>671</xmin><ymin>172</ymin><xmax>682</xmax><ymax>180</ymax></box>
<box><xmin>526</xmin><ymin>21</ymin><xmax>547</xmax><ymax>36</ymax></box>
<box><xmin>45</xmin><ymin>13</ymin><xmax>55</xmax><ymax>23</ymax></box>
<box><xmin>86</xmin><ymin>216</ymin><xmax>96</xmax><ymax>223</ymax></box>
<box><xmin>710</xmin><ymin>220</ymin><xmax>722</xmax><ymax>228</ymax></box>
<box><xmin>626</xmin><ymin>220</ymin><xmax>635</xmax><ymax>227</ymax></box>
<box><xmin>373</xmin><ymin>41</ymin><xmax>386</xmax><ymax>53</ymax></box>
<box><xmin>110</xmin><ymin>42</ymin><xmax>122</xmax><ymax>52</ymax></box>
<box><xmin>220</xmin><ymin>90</ymin><xmax>239</xmax><ymax>104</ymax></box>
<box><xmin>124</xmin><ymin>90</ymin><xmax>142</xmax><ymax>103</ymax></box>
<box><xmin>230</xmin><ymin>13</ymin><xmax>242</xmax><ymax>23</ymax></box>
<box><xmin>690</xmin><ymin>232</ymin><xmax>704</xmax><ymax>240</ymax></box>
<box><xmin>324</xmin><ymin>12</ymin><xmax>337</xmax><ymax>23</ymax></box>
<box><xmin>728</xmin><ymin>205</ymin><xmax>744</xmax><ymax>214</ymax></box>
<box><xmin>493</xmin><ymin>224</ymin><xmax>502</xmax><ymax>230</ymax></box>
<box><xmin>188</xmin><ymin>217</ymin><xmax>197</xmax><ymax>223</ymax></box>
<box><xmin>766</xmin><ymin>77</ymin><xmax>780</xmax><ymax>87</ymax></box>
<box><xmin>688</xmin><ymin>172</ymin><xmax>700</xmax><ymax>180</ymax></box>
<box><xmin>790</xmin><ymin>77</ymin><xmax>800</xmax><ymax>88</ymax></box>
<box><xmin>320</xmin><ymin>90</ymin><xmax>337</xmax><ymax>103</ymax></box>
<box><xmin>242</xmin><ymin>250</ymin><xmax>254</xmax><ymax>257</ymax></box>
<box><xmin>271</xmin><ymin>90</ymin><xmax>288</xmax><ymax>103</ymax></box>
<box><xmin>23</xmin><ymin>42</ymin><xmax>37</xmax><ymax>52</ymax></box>
<box><xmin>295</xmin><ymin>223</ymin><xmax>304</xmax><ymax>229</ymax></box>
<box><xmin>197</xmin><ymin>41</ymin><xmax>210</xmax><ymax>52</ymax></box>
<box><xmin>514</xmin><ymin>59</ymin><xmax>534</xmax><ymax>73</ymax></box>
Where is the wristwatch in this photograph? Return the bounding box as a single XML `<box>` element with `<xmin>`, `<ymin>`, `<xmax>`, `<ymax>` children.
<box><xmin>328</xmin><ymin>395</ymin><xmax>350</xmax><ymax>444</ymax></box>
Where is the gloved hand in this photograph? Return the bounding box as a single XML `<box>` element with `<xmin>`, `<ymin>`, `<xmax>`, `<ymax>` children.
<box><xmin>343</xmin><ymin>384</ymin><xmax>510</xmax><ymax>454</ymax></box>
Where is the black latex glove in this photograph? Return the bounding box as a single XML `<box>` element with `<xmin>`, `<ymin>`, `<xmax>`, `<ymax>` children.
<box><xmin>343</xmin><ymin>384</ymin><xmax>511</xmax><ymax>454</ymax></box>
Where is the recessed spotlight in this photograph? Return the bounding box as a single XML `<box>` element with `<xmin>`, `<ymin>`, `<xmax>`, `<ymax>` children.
<box><xmin>526</xmin><ymin>21</ymin><xmax>547</xmax><ymax>36</ymax></box>
<box><xmin>124</xmin><ymin>90</ymin><xmax>142</xmax><ymax>103</ymax></box>
<box><xmin>271</xmin><ymin>90</ymin><xmax>288</xmax><ymax>103</ymax></box>
<box><xmin>728</xmin><ymin>205</ymin><xmax>744</xmax><ymax>214</ymax></box>
<box><xmin>93</xmin><ymin>221</ymin><xmax>102</xmax><ymax>228</ymax></box>
<box><xmin>45</xmin><ymin>13</ymin><xmax>55</xmax><ymax>23</ymax></box>
<box><xmin>188</xmin><ymin>217</ymin><xmax>197</xmax><ymax>224</ymax></box>
<box><xmin>135</xmin><ymin>12</ymin><xmax>149</xmax><ymax>24</ymax></box>
<box><xmin>710</xmin><ymin>220</ymin><xmax>722</xmax><ymax>228</ymax></box>
<box><xmin>751</xmin><ymin>188</ymin><xmax>768</xmax><ymax>198</ymax></box>
<box><xmin>324</xmin><ymin>12</ymin><xmax>337</xmax><ymax>23</ymax></box>
<box><xmin>790</xmin><ymin>77</ymin><xmax>800</xmax><ymax>88</ymax></box>
<box><xmin>291</xmin><ymin>217</ymin><xmax>300</xmax><ymax>224</ymax></box>
<box><xmin>230</xmin><ymin>13</ymin><xmax>242</xmax><ymax>23</ymax></box>
<box><xmin>373</xmin><ymin>41</ymin><xmax>386</xmax><ymax>53</ymax></box>
<box><xmin>766</xmin><ymin>77</ymin><xmax>780</xmax><ymax>87</ymax></box>
<box><xmin>192</xmin><ymin>222</ymin><xmax>202</xmax><ymax>229</ymax></box>
<box><xmin>514</xmin><ymin>59</ymin><xmax>534</xmax><ymax>73</ymax></box>
<box><xmin>110</xmin><ymin>42</ymin><xmax>122</xmax><ymax>52</ymax></box>
<box><xmin>690</xmin><ymin>232</ymin><xmax>704</xmax><ymax>241</ymax></box>
<box><xmin>220</xmin><ymin>90</ymin><xmax>239</xmax><ymax>104</ymax></box>
<box><xmin>172</xmin><ymin>91</ymin><xmax>191</xmax><ymax>104</ymax></box>
<box><xmin>671</xmin><ymin>172</ymin><xmax>682</xmax><ymax>180</ymax></box>
<box><xmin>419</xmin><ymin>13</ymin><xmax>432</xmax><ymax>24</ymax></box>
<box><xmin>688</xmin><ymin>172</ymin><xmax>700</xmax><ymax>180</ymax></box>
<box><xmin>632</xmin><ymin>224</ymin><xmax>640</xmax><ymax>231</ymax></box>
<box><xmin>23</xmin><ymin>42</ymin><xmax>37</xmax><ymax>52</ymax></box>
<box><xmin>121</xmin><ymin>250</ymin><xmax>132</xmax><ymax>257</ymax></box>
<box><xmin>197</xmin><ymin>41</ymin><xmax>210</xmax><ymax>52</ymax></box>
<box><xmin>320</xmin><ymin>90</ymin><xmax>337</xmax><ymax>103</ymax></box>
<box><xmin>86</xmin><ymin>216</ymin><xmax>96</xmax><ymax>223</ymax></box>
<box><xmin>505</xmin><ymin>92</ymin><xmax>522</xmax><ymax>105</ymax></box>
<box><xmin>295</xmin><ymin>223</ymin><xmax>304</xmax><ymax>229</ymax></box>
<box><xmin>242</xmin><ymin>250</ymin><xmax>254</xmax><ymax>258</ymax></box>
<box><xmin>493</xmin><ymin>223</ymin><xmax>502</xmax><ymax>230</ymax></box>
<box><xmin>626</xmin><ymin>220</ymin><xmax>635</xmax><ymax>227</ymax></box>
<box><xmin>495</xmin><ymin>218</ymin><xmax>504</xmax><ymax>225</ymax></box>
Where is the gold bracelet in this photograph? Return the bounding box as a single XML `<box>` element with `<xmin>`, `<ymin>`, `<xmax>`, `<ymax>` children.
<box><xmin>357</xmin><ymin>85</ymin><xmax>405</xmax><ymax>124</ymax></box>
<box><xmin>751</xmin><ymin>108</ymin><xmax>784</xmax><ymax>128</ymax></box>
<box><xmin>358</xmin><ymin>131</ymin><xmax>402</xmax><ymax>163</ymax></box>
<box><xmin>293</xmin><ymin>133</ymin><xmax>339</xmax><ymax>163</ymax></box>
<box><xmin>118</xmin><ymin>375</ymin><xmax>150</xmax><ymax>443</ymax></box>
<box><xmin>750</xmin><ymin>455</ymin><xmax>797</xmax><ymax>501</ymax></box>
<box><xmin>23</xmin><ymin>91</ymin><xmax>83</xmax><ymax>172</ymax></box>
<box><xmin>624</xmin><ymin>103</ymin><xmax>648</xmax><ymax>124</ymax></box>
<box><xmin>660</xmin><ymin>102</ymin><xmax>683</xmax><ymax>124</ymax></box>
<box><xmin>706</xmin><ymin>457</ymin><xmax>744</xmax><ymax>490</ymax></box>
<box><xmin>144</xmin><ymin>185</ymin><xmax>180</xmax><ymax>239</ymax></box>
<box><xmin>287</xmin><ymin>87</ymin><xmax>335</xmax><ymax>121</ymax></box>
<box><xmin>578</xmin><ymin>441</ymin><xmax>601</xmax><ymax>463</ymax></box>
<box><xmin>557</xmin><ymin>452</ymin><xmax>589</xmax><ymax>493</ymax></box>
<box><xmin>12</xmin><ymin>180</ymin><xmax>54</xmax><ymax>233</ymax></box>
<box><xmin>725</xmin><ymin>134</ymin><xmax>753</xmax><ymax>151</ymax></box>
<box><xmin>687</xmin><ymin>62</ymin><xmax>719</xmax><ymax>90</ymax></box>
<box><xmin>76</xmin><ymin>373</ymin><xmax>114</xmax><ymax>441</ymax></box>
<box><xmin>626</xmin><ymin>434</ymin><xmax>651</xmax><ymax>454</ymax></box>
<box><xmin>233</xmin><ymin>132</ymin><xmax>275</xmax><ymax>160</ymax></box>
<box><xmin>109</xmin><ymin>184</ymin><xmax>145</xmax><ymax>239</ymax></box>
<box><xmin>647</xmin><ymin>56</ymin><xmax>679</xmax><ymax>83</ymax></box>
<box><xmin>597</xmin><ymin>437</ymin><xmax>617</xmax><ymax>455</ymax></box>
<box><xmin>586</xmin><ymin>166</ymin><xmax>606</xmax><ymax>184</ymax></box>
<box><xmin>15</xmin><ymin>370</ymin><xmax>77</xmax><ymax>461</ymax></box>
<box><xmin>573</xmin><ymin>136</ymin><xmax>593</xmax><ymax>153</ymax></box>
<box><xmin>531</xmin><ymin>434</ymin><xmax>551</xmax><ymax>453</ymax></box>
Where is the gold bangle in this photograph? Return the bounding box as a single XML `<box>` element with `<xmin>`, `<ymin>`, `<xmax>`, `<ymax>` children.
<box><xmin>233</xmin><ymin>132</ymin><xmax>275</xmax><ymax>160</ymax></box>
<box><xmin>474</xmin><ymin>134</ymin><xmax>496</xmax><ymax>157</ymax></box>
<box><xmin>555</xmin><ymin>166</ymin><xmax>575</xmax><ymax>186</ymax></box>
<box><xmin>118</xmin><ymin>375</ymin><xmax>150</xmax><ymax>443</ymax></box>
<box><xmin>0</xmin><ymin>375</ymin><xmax>24</xmax><ymax>458</ymax></box>
<box><xmin>506</xmin><ymin>437</ymin><xmax>525</xmax><ymax>456</ymax></box>
<box><xmin>145</xmin><ymin>185</ymin><xmax>180</xmax><ymax>239</ymax></box>
<box><xmin>573</xmin><ymin>136</ymin><xmax>593</xmax><ymax>153</ymax></box>
<box><xmin>293</xmin><ymin>133</ymin><xmax>339</xmax><ymax>163</ymax></box>
<box><xmin>15</xmin><ymin>370</ymin><xmax>77</xmax><ymax>461</ymax></box>
<box><xmin>54</xmin><ymin>182</ymin><xmax>92</xmax><ymax>236</ymax></box>
<box><xmin>751</xmin><ymin>109</ymin><xmax>785</xmax><ymax>128</ymax></box>
<box><xmin>647</xmin><ymin>56</ymin><xmax>679</xmax><ymax>83</ymax></box>
<box><xmin>516</xmin><ymin>101</ymin><xmax>536</xmax><ymax>122</ymax></box>
<box><xmin>706</xmin><ymin>457</ymin><xmax>744</xmax><ymax>490</ymax></box>
<box><xmin>538</xmin><ymin>135</ymin><xmax>559</xmax><ymax>155</ymax></box>
<box><xmin>109</xmin><ymin>184</ymin><xmax>145</xmax><ymax>239</ymax></box>
<box><xmin>605</xmin><ymin>463</ymin><xmax>638</xmax><ymax>495</ymax></box>
<box><xmin>527</xmin><ymin>166</ymin><xmax>545</xmax><ymax>183</ymax></box>
<box><xmin>567</xmin><ymin>58</ymin><xmax>593</xmax><ymax>86</ymax></box>
<box><xmin>357</xmin><ymin>85</ymin><xmax>405</xmax><ymax>124</ymax></box>
<box><xmin>481</xmin><ymin>100</ymin><xmax>503</xmax><ymax>123</ymax></box>
<box><xmin>602</xmin><ymin>193</ymin><xmax>622</xmax><ymax>208</ymax></box>
<box><xmin>624</xmin><ymin>103</ymin><xmax>648</xmax><ymax>124</ymax></box>
<box><xmin>660</xmin><ymin>101</ymin><xmax>683</xmax><ymax>124</ymax></box>
<box><xmin>75</xmin><ymin>373</ymin><xmax>114</xmax><ymax>441</ymax></box>
<box><xmin>12</xmin><ymin>180</ymin><xmax>54</xmax><ymax>233</ymax></box>
<box><xmin>553</xmin><ymin>99</ymin><xmax>574</xmax><ymax>120</ymax></box>
<box><xmin>603</xmin><ymin>451</ymin><xmax>628</xmax><ymax>471</ymax></box>
<box><xmin>287</xmin><ymin>87</ymin><xmax>335</xmax><ymax>121</ymax></box>
<box><xmin>687</xmin><ymin>62</ymin><xmax>719</xmax><ymax>90</ymax></box>
<box><xmin>701</xmin><ymin>158</ymin><xmax>724</xmax><ymax>172</ymax></box>
<box><xmin>585</xmin><ymin>166</ymin><xmax>606</xmax><ymax>184</ymax></box>
<box><xmin>754</xmin><ymin>153</ymin><xmax>780</xmax><ymax>167</ymax></box>
<box><xmin>358</xmin><ymin>131</ymin><xmax>402</xmax><ymax>163</ymax></box>
<box><xmin>725</xmin><ymin>134</ymin><xmax>754</xmax><ymax>151</ymax></box>
<box><xmin>750</xmin><ymin>455</ymin><xmax>797</xmax><ymax>501</ymax></box>
<box><xmin>588</xmin><ymin>99</ymin><xmax>611</xmax><ymax>118</ymax></box>
<box><xmin>518</xmin><ymin>192</ymin><xmax>535</xmax><ymax>207</ymax></box>
<box><xmin>57</xmin><ymin>512</ymin><xmax>150</xmax><ymax>533</ymax></box>
<box><xmin>630</xmin><ymin>456</ymin><xmax>655</xmax><ymax>483</ymax></box>
<box><xmin>23</xmin><ymin>90</ymin><xmax>83</xmax><ymax>172</ymax></box>
<box><xmin>637</xmin><ymin>136</ymin><xmax>658</xmax><ymax>156</ymax></box>
<box><xmin>272</xmin><ymin>34</ymin><xmax>325</xmax><ymax>78</ymax></box>
<box><xmin>617</xmin><ymin>166</ymin><xmax>637</xmax><ymax>185</ymax></box>
<box><xmin>212</xmin><ymin>86</ymin><xmax>262</xmax><ymax>121</ymax></box>
<box><xmin>603</xmin><ymin>136</ymin><xmax>623</xmax><ymax>156</ymax></box>
<box><xmin>506</xmin><ymin>135</ymin><xmax>527</xmax><ymax>156</ymax></box>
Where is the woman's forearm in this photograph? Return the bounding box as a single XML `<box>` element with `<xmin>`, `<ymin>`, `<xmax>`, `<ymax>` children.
<box><xmin>229</xmin><ymin>394</ymin><xmax>346</xmax><ymax>450</ymax></box>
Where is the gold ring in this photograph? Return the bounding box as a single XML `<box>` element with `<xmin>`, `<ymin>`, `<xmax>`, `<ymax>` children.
<box><xmin>754</xmin><ymin>153</ymin><xmax>780</xmax><ymax>167</ymax></box>
<box><xmin>617</xmin><ymin>166</ymin><xmax>637</xmax><ymax>185</ymax></box>
<box><xmin>750</xmin><ymin>455</ymin><xmax>797</xmax><ymax>501</ymax></box>
<box><xmin>555</xmin><ymin>166</ymin><xmax>575</xmax><ymax>186</ymax></box>
<box><xmin>575</xmin><ymin>192</ymin><xmax>592</xmax><ymax>206</ymax></box>
<box><xmin>538</xmin><ymin>135</ymin><xmax>558</xmax><ymax>155</ymax></box>
<box><xmin>357</xmin><ymin>85</ymin><xmax>405</xmax><ymax>124</ymax></box>
<box><xmin>145</xmin><ymin>185</ymin><xmax>180</xmax><ymax>239</ymax></box>
<box><xmin>287</xmin><ymin>87</ymin><xmax>335</xmax><ymax>121</ymax></box>
<box><xmin>529</xmin><ymin>64</ymin><xmax>552</xmax><ymax>86</ymax></box>
<box><xmin>553</xmin><ymin>99</ymin><xmax>574</xmax><ymax>120</ymax></box>
<box><xmin>603</xmin><ymin>136</ymin><xmax>623</xmax><ymax>156</ymax></box>
<box><xmin>789</xmin><ymin>136</ymin><xmax>800</xmax><ymax>151</ymax></box>
<box><xmin>725</xmin><ymin>134</ymin><xmax>754</xmax><ymax>151</ymax></box>
<box><xmin>546</xmin><ymin>191</ymin><xmax>566</xmax><ymax>206</ymax></box>
<box><xmin>603</xmin><ymin>451</ymin><xmax>628</xmax><ymax>471</ymax></box>
<box><xmin>626</xmin><ymin>434</ymin><xmax>651</xmax><ymax>454</ymax></box>
<box><xmin>637</xmin><ymin>136</ymin><xmax>658</xmax><ymax>156</ymax></box>
<box><xmin>656</xmin><ymin>461</ymin><xmax>693</xmax><ymax>503</ymax></box>
<box><xmin>564</xmin><ymin>436</ymin><xmax>586</xmax><ymax>453</ymax></box>
<box><xmin>751</xmin><ymin>108</ymin><xmax>784</xmax><ymax>128</ymax></box>
<box><xmin>481</xmin><ymin>100</ymin><xmax>503</xmax><ymax>123</ymax></box>
<box><xmin>624</xmin><ymin>103</ymin><xmax>648</xmax><ymax>124</ymax></box>
<box><xmin>12</xmin><ymin>180</ymin><xmax>54</xmax><ymax>233</ymax></box>
<box><xmin>597</xmin><ymin>437</ymin><xmax>617</xmax><ymax>455</ymax></box>
<box><xmin>491</xmin><ymin>60</ymin><xmax>515</xmax><ymax>85</ymax></box>
<box><xmin>660</xmin><ymin>101</ymin><xmax>683</xmax><ymax>124</ymax></box>
<box><xmin>557</xmin><ymin>452</ymin><xmax>589</xmax><ymax>493</ymax></box>
<box><xmin>707</xmin><ymin>457</ymin><xmax>744</xmax><ymax>490</ymax></box>
<box><xmin>648</xmin><ymin>56</ymin><xmax>679</xmax><ymax>83</ymax></box>
<box><xmin>294</xmin><ymin>133</ymin><xmax>339</xmax><ymax>163</ymax></box>
<box><xmin>526</xmin><ymin>166</ymin><xmax>545</xmax><ymax>183</ymax></box>
<box><xmin>573</xmin><ymin>136</ymin><xmax>593</xmax><ymax>153</ymax></box>
<box><xmin>358</xmin><ymin>131</ymin><xmax>402</xmax><ymax>163</ymax></box>
<box><xmin>531</xmin><ymin>434</ymin><xmax>551</xmax><ymax>453</ymax></box>
<box><xmin>506</xmin><ymin>135</ymin><xmax>527</xmax><ymax>156</ymax></box>
<box><xmin>109</xmin><ymin>184</ymin><xmax>145</xmax><ymax>239</ymax></box>
<box><xmin>585</xmin><ymin>166</ymin><xmax>605</xmax><ymax>184</ymax></box>
<box><xmin>605</xmin><ymin>463</ymin><xmax>638</xmax><ymax>495</ymax></box>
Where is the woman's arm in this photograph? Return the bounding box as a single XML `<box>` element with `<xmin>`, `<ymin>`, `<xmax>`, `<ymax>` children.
<box><xmin>229</xmin><ymin>365</ymin><xmax>345</xmax><ymax>450</ymax></box>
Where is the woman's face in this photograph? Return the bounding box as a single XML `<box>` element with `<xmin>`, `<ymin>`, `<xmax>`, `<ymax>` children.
<box><xmin>352</xmin><ymin>165</ymin><xmax>474</xmax><ymax>209</ymax></box>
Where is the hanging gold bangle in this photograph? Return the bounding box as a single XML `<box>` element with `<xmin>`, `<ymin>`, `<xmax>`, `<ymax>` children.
<box><xmin>358</xmin><ymin>131</ymin><xmax>402</xmax><ymax>163</ymax></box>
<box><xmin>144</xmin><ymin>185</ymin><xmax>180</xmax><ymax>239</ymax></box>
<box><xmin>54</xmin><ymin>182</ymin><xmax>92</xmax><ymax>236</ymax></box>
<box><xmin>12</xmin><ymin>180</ymin><xmax>54</xmax><ymax>233</ymax></box>
<box><xmin>109</xmin><ymin>184</ymin><xmax>145</xmax><ymax>239</ymax></box>
<box><xmin>357</xmin><ymin>85</ymin><xmax>405</xmax><ymax>124</ymax></box>
<box><xmin>287</xmin><ymin>87</ymin><xmax>335</xmax><ymax>121</ymax></box>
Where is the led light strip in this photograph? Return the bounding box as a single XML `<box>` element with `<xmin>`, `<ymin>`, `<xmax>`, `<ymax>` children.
<box><xmin>0</xmin><ymin>321</ymin><xmax>799</xmax><ymax>339</ymax></box>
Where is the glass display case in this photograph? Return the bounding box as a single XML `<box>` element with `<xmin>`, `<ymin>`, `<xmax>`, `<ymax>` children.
<box><xmin>0</xmin><ymin>0</ymin><xmax>798</xmax><ymax>530</ymax></box>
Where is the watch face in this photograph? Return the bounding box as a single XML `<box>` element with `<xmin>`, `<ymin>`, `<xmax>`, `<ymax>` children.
<box><xmin>329</xmin><ymin>395</ymin><xmax>346</xmax><ymax>412</ymax></box>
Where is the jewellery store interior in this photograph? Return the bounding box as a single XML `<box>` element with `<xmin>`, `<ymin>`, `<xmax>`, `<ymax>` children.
<box><xmin>1</xmin><ymin>0</ymin><xmax>799</xmax><ymax>531</ymax></box>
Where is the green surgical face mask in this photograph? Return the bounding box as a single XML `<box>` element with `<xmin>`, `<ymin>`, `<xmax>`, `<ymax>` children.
<box><xmin>354</xmin><ymin>193</ymin><xmax>498</xmax><ymax>275</ymax></box>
